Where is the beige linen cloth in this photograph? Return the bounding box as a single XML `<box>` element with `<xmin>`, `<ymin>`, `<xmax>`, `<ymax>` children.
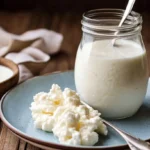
<box><xmin>0</xmin><ymin>28</ymin><xmax>63</xmax><ymax>82</ymax></box>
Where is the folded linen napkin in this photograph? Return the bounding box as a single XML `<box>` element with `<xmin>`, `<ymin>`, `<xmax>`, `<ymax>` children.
<box><xmin>0</xmin><ymin>28</ymin><xmax>63</xmax><ymax>82</ymax></box>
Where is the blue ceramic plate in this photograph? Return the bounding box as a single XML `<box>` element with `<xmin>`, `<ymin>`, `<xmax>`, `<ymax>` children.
<box><xmin>0</xmin><ymin>71</ymin><xmax>150</xmax><ymax>150</ymax></box>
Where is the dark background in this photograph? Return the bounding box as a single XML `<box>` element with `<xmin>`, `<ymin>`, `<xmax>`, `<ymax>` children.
<box><xmin>0</xmin><ymin>0</ymin><xmax>149</xmax><ymax>13</ymax></box>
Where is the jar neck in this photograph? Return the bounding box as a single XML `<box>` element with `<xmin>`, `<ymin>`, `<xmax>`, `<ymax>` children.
<box><xmin>82</xmin><ymin>9</ymin><xmax>142</xmax><ymax>37</ymax></box>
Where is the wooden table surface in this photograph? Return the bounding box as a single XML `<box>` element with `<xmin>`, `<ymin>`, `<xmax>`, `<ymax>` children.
<box><xmin>0</xmin><ymin>11</ymin><xmax>150</xmax><ymax>150</ymax></box>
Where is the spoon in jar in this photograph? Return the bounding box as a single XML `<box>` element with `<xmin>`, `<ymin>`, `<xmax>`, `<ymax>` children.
<box><xmin>81</xmin><ymin>100</ymin><xmax>150</xmax><ymax>150</ymax></box>
<box><xmin>112</xmin><ymin>0</ymin><xmax>136</xmax><ymax>46</ymax></box>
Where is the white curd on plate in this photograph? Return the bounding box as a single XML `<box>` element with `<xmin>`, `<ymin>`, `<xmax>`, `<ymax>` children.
<box><xmin>30</xmin><ymin>84</ymin><xmax>107</xmax><ymax>146</ymax></box>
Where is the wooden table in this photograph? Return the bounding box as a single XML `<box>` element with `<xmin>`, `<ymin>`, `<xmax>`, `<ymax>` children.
<box><xmin>0</xmin><ymin>11</ymin><xmax>150</xmax><ymax>150</ymax></box>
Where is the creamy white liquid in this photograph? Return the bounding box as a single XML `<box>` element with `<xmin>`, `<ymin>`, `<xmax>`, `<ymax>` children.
<box><xmin>0</xmin><ymin>65</ymin><xmax>13</xmax><ymax>83</ymax></box>
<box><xmin>75</xmin><ymin>40</ymin><xmax>148</xmax><ymax>119</ymax></box>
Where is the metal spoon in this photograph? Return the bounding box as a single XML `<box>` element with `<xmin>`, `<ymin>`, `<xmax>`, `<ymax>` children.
<box><xmin>112</xmin><ymin>0</ymin><xmax>136</xmax><ymax>46</ymax></box>
<box><xmin>103</xmin><ymin>119</ymin><xmax>150</xmax><ymax>150</ymax></box>
<box><xmin>81</xmin><ymin>101</ymin><xmax>150</xmax><ymax>150</ymax></box>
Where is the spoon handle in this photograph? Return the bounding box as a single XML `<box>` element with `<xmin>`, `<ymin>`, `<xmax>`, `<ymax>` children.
<box><xmin>81</xmin><ymin>100</ymin><xmax>150</xmax><ymax>149</ymax></box>
<box><xmin>112</xmin><ymin>0</ymin><xmax>136</xmax><ymax>45</ymax></box>
<box><xmin>103</xmin><ymin>119</ymin><xmax>150</xmax><ymax>150</ymax></box>
<box><xmin>127</xmin><ymin>141</ymin><xmax>140</xmax><ymax>150</ymax></box>
<box><xmin>118</xmin><ymin>0</ymin><xmax>136</xmax><ymax>28</ymax></box>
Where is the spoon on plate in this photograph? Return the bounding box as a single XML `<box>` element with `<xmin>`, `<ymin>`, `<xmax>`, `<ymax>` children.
<box><xmin>112</xmin><ymin>0</ymin><xmax>136</xmax><ymax>46</ymax></box>
<box><xmin>81</xmin><ymin>101</ymin><xmax>150</xmax><ymax>150</ymax></box>
<box><xmin>102</xmin><ymin>119</ymin><xmax>150</xmax><ymax>150</ymax></box>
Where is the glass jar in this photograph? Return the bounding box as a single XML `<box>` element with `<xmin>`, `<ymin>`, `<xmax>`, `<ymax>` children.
<box><xmin>75</xmin><ymin>9</ymin><xmax>149</xmax><ymax>119</ymax></box>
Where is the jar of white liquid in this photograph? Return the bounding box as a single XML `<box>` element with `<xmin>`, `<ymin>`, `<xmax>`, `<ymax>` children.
<box><xmin>75</xmin><ymin>9</ymin><xmax>149</xmax><ymax>119</ymax></box>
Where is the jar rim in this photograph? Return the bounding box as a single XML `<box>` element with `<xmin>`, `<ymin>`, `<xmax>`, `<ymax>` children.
<box><xmin>82</xmin><ymin>9</ymin><xmax>142</xmax><ymax>37</ymax></box>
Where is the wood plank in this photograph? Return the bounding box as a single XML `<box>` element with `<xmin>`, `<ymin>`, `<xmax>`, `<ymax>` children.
<box><xmin>2</xmin><ymin>132</ymin><xmax>19</xmax><ymax>150</ymax></box>
<box><xmin>0</xmin><ymin>12</ymin><xmax>32</xmax><ymax>34</ymax></box>
<box><xmin>0</xmin><ymin>120</ymin><xmax>2</xmax><ymax>134</ymax></box>
<box><xmin>0</xmin><ymin>125</ymin><xmax>19</xmax><ymax>150</ymax></box>
<box><xmin>51</xmin><ymin>13</ymin><xmax>81</xmax><ymax>69</ymax></box>
<box><xmin>0</xmin><ymin>124</ymin><xmax>8</xmax><ymax>150</ymax></box>
<box><xmin>50</xmin><ymin>13</ymin><xmax>62</xmax><ymax>32</ymax></box>
<box><xmin>28</xmin><ymin>11</ymin><xmax>52</xmax><ymax>30</ymax></box>
<box><xmin>142</xmin><ymin>12</ymin><xmax>150</xmax><ymax>49</ymax></box>
<box><xmin>0</xmin><ymin>11</ymin><xmax>52</xmax><ymax>34</ymax></box>
<box><xmin>142</xmin><ymin>13</ymin><xmax>150</xmax><ymax>75</ymax></box>
<box><xmin>25</xmin><ymin>144</ymin><xmax>41</xmax><ymax>150</ymax></box>
<box><xmin>41</xmin><ymin>52</ymin><xmax>69</xmax><ymax>74</ymax></box>
<box><xmin>58</xmin><ymin>13</ymin><xmax>79</xmax><ymax>55</ymax></box>
<box><xmin>18</xmin><ymin>140</ymin><xmax>27</xmax><ymax>150</ymax></box>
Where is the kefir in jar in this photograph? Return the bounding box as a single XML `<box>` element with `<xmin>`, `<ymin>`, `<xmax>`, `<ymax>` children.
<box><xmin>75</xmin><ymin>9</ymin><xmax>149</xmax><ymax>119</ymax></box>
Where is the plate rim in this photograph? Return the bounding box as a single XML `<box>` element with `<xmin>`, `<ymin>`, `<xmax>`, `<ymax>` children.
<box><xmin>0</xmin><ymin>70</ymin><xmax>149</xmax><ymax>150</ymax></box>
<box><xmin>10</xmin><ymin>130</ymin><xmax>57</xmax><ymax>150</ymax></box>
<box><xmin>11</xmin><ymin>130</ymin><xmax>126</xmax><ymax>150</ymax></box>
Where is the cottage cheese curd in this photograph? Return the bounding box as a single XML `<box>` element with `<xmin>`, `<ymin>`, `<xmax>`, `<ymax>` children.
<box><xmin>30</xmin><ymin>84</ymin><xmax>107</xmax><ymax>146</ymax></box>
